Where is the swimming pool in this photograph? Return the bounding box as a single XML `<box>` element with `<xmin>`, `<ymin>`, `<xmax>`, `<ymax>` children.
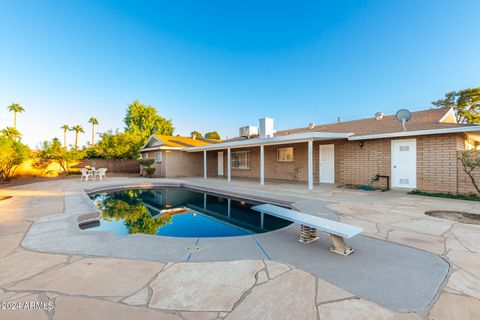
<box><xmin>83</xmin><ymin>187</ymin><xmax>292</xmax><ymax>237</ymax></box>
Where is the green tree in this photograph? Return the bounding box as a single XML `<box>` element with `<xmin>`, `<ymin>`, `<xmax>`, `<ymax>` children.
<box><xmin>95</xmin><ymin>191</ymin><xmax>171</xmax><ymax>235</ymax></box>
<box><xmin>88</xmin><ymin>117</ymin><xmax>99</xmax><ymax>145</ymax></box>
<box><xmin>7</xmin><ymin>103</ymin><xmax>25</xmax><ymax>128</ymax></box>
<box><xmin>1</xmin><ymin>127</ymin><xmax>22</xmax><ymax>142</ymax></box>
<box><xmin>0</xmin><ymin>131</ymin><xmax>29</xmax><ymax>183</ymax></box>
<box><xmin>190</xmin><ymin>131</ymin><xmax>203</xmax><ymax>139</ymax></box>
<box><xmin>60</xmin><ymin>124</ymin><xmax>70</xmax><ymax>148</ymax></box>
<box><xmin>96</xmin><ymin>130</ymin><xmax>143</xmax><ymax>159</ymax></box>
<box><xmin>71</xmin><ymin>125</ymin><xmax>85</xmax><ymax>149</ymax></box>
<box><xmin>205</xmin><ymin>131</ymin><xmax>221</xmax><ymax>140</ymax></box>
<box><xmin>35</xmin><ymin>138</ymin><xmax>84</xmax><ymax>174</ymax></box>
<box><xmin>124</xmin><ymin>100</ymin><xmax>174</xmax><ymax>144</ymax></box>
<box><xmin>432</xmin><ymin>87</ymin><xmax>480</xmax><ymax>124</ymax></box>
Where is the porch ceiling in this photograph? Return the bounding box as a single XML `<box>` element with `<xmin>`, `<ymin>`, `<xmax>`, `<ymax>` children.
<box><xmin>184</xmin><ymin>132</ymin><xmax>352</xmax><ymax>152</ymax></box>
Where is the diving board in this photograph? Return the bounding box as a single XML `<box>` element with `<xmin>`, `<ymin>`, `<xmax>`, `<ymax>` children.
<box><xmin>252</xmin><ymin>204</ymin><xmax>363</xmax><ymax>256</ymax></box>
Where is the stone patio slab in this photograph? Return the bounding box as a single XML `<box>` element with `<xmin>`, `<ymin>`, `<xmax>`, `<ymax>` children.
<box><xmin>225</xmin><ymin>269</ymin><xmax>316</xmax><ymax>320</ymax></box>
<box><xmin>0</xmin><ymin>250</ymin><xmax>67</xmax><ymax>287</ymax></box>
<box><xmin>316</xmin><ymin>278</ymin><xmax>355</xmax><ymax>304</ymax></box>
<box><xmin>388</xmin><ymin>229</ymin><xmax>445</xmax><ymax>254</ymax></box>
<box><xmin>428</xmin><ymin>293</ymin><xmax>480</xmax><ymax>320</ymax></box>
<box><xmin>10</xmin><ymin>258</ymin><xmax>163</xmax><ymax>297</ymax></box>
<box><xmin>53</xmin><ymin>296</ymin><xmax>180</xmax><ymax>320</ymax></box>
<box><xmin>149</xmin><ymin>260</ymin><xmax>263</xmax><ymax>311</ymax></box>
<box><xmin>391</xmin><ymin>219</ymin><xmax>452</xmax><ymax>236</ymax></box>
<box><xmin>0</xmin><ymin>233</ymin><xmax>24</xmax><ymax>257</ymax></box>
<box><xmin>317</xmin><ymin>298</ymin><xmax>421</xmax><ymax>320</ymax></box>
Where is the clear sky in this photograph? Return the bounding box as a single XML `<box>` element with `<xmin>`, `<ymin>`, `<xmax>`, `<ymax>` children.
<box><xmin>1</xmin><ymin>0</ymin><xmax>479</xmax><ymax>147</ymax></box>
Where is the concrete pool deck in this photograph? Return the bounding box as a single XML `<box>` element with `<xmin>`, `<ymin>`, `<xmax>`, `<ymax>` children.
<box><xmin>1</xmin><ymin>177</ymin><xmax>479</xmax><ymax>319</ymax></box>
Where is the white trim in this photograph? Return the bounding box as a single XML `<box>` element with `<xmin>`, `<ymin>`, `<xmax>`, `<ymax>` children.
<box><xmin>227</xmin><ymin>148</ymin><xmax>231</xmax><ymax>182</ymax></box>
<box><xmin>260</xmin><ymin>145</ymin><xmax>264</xmax><ymax>185</ymax></box>
<box><xmin>185</xmin><ymin>132</ymin><xmax>352</xmax><ymax>152</ymax></box>
<box><xmin>348</xmin><ymin>126</ymin><xmax>480</xmax><ymax>140</ymax></box>
<box><xmin>308</xmin><ymin>140</ymin><xmax>313</xmax><ymax>190</ymax></box>
<box><xmin>438</xmin><ymin>108</ymin><xmax>457</xmax><ymax>123</ymax></box>
<box><xmin>141</xmin><ymin>135</ymin><xmax>164</xmax><ymax>150</ymax></box>
<box><xmin>140</xmin><ymin>146</ymin><xmax>183</xmax><ymax>152</ymax></box>
<box><xmin>391</xmin><ymin>139</ymin><xmax>416</xmax><ymax>189</ymax></box>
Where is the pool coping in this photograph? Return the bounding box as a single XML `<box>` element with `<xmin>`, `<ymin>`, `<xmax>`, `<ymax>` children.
<box><xmin>21</xmin><ymin>179</ymin><xmax>450</xmax><ymax>315</ymax></box>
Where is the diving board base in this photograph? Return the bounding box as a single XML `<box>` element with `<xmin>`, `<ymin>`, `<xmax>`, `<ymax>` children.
<box><xmin>298</xmin><ymin>225</ymin><xmax>319</xmax><ymax>244</ymax></box>
<box><xmin>330</xmin><ymin>234</ymin><xmax>354</xmax><ymax>256</ymax></box>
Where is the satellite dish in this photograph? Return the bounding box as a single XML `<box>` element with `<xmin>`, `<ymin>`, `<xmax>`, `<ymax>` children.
<box><xmin>395</xmin><ymin>109</ymin><xmax>412</xmax><ymax>132</ymax></box>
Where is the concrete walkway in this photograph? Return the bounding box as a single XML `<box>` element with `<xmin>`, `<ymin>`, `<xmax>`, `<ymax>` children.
<box><xmin>0</xmin><ymin>177</ymin><xmax>479</xmax><ymax>319</ymax></box>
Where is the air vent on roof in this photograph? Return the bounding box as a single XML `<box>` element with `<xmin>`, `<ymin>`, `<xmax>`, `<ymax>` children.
<box><xmin>308</xmin><ymin>123</ymin><xmax>315</xmax><ymax>129</ymax></box>
<box><xmin>375</xmin><ymin>112</ymin><xmax>384</xmax><ymax>120</ymax></box>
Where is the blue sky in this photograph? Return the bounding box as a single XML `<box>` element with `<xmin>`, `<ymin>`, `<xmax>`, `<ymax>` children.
<box><xmin>1</xmin><ymin>0</ymin><xmax>479</xmax><ymax>147</ymax></box>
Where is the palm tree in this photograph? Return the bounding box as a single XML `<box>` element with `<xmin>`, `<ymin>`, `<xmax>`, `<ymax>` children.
<box><xmin>7</xmin><ymin>103</ymin><xmax>25</xmax><ymax>128</ymax></box>
<box><xmin>88</xmin><ymin>117</ymin><xmax>99</xmax><ymax>145</ymax></box>
<box><xmin>60</xmin><ymin>124</ymin><xmax>70</xmax><ymax>148</ymax></box>
<box><xmin>71</xmin><ymin>125</ymin><xmax>84</xmax><ymax>149</ymax></box>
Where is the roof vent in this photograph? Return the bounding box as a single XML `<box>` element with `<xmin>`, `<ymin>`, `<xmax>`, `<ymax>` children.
<box><xmin>375</xmin><ymin>112</ymin><xmax>384</xmax><ymax>120</ymax></box>
<box><xmin>308</xmin><ymin>123</ymin><xmax>315</xmax><ymax>129</ymax></box>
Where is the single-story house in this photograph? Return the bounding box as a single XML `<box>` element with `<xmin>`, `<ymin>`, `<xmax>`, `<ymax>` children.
<box><xmin>140</xmin><ymin>107</ymin><xmax>480</xmax><ymax>194</ymax></box>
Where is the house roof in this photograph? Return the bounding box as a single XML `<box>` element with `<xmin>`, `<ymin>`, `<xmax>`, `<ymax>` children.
<box><xmin>184</xmin><ymin>107</ymin><xmax>480</xmax><ymax>152</ymax></box>
<box><xmin>274</xmin><ymin>107</ymin><xmax>472</xmax><ymax>137</ymax></box>
<box><xmin>141</xmin><ymin>135</ymin><xmax>221</xmax><ymax>151</ymax></box>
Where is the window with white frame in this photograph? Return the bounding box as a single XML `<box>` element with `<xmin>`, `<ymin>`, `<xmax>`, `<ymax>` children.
<box><xmin>155</xmin><ymin>151</ymin><xmax>163</xmax><ymax>163</ymax></box>
<box><xmin>277</xmin><ymin>147</ymin><xmax>294</xmax><ymax>162</ymax></box>
<box><xmin>231</xmin><ymin>151</ymin><xmax>251</xmax><ymax>169</ymax></box>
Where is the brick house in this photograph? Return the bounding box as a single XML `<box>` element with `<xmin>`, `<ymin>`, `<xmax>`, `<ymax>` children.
<box><xmin>140</xmin><ymin>107</ymin><xmax>480</xmax><ymax>194</ymax></box>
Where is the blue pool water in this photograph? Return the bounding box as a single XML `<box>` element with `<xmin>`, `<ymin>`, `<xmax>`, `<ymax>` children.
<box><xmin>84</xmin><ymin>187</ymin><xmax>292</xmax><ymax>238</ymax></box>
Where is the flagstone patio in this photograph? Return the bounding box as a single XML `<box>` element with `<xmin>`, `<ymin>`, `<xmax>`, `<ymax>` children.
<box><xmin>0</xmin><ymin>177</ymin><xmax>479</xmax><ymax>319</ymax></box>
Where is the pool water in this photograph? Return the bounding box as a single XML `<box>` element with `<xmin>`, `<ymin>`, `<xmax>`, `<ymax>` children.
<box><xmin>85</xmin><ymin>187</ymin><xmax>292</xmax><ymax>237</ymax></box>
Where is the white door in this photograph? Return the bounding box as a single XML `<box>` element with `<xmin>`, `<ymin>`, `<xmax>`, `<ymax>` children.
<box><xmin>319</xmin><ymin>144</ymin><xmax>335</xmax><ymax>183</ymax></box>
<box><xmin>217</xmin><ymin>152</ymin><xmax>224</xmax><ymax>176</ymax></box>
<box><xmin>391</xmin><ymin>139</ymin><xmax>416</xmax><ymax>188</ymax></box>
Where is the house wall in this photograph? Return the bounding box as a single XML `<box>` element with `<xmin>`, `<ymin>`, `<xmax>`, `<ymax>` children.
<box><xmin>142</xmin><ymin>133</ymin><xmax>480</xmax><ymax>195</ymax></box>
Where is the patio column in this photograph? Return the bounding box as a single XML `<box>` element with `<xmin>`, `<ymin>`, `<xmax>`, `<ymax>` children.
<box><xmin>260</xmin><ymin>145</ymin><xmax>264</xmax><ymax>185</ymax></box>
<box><xmin>203</xmin><ymin>150</ymin><xmax>207</xmax><ymax>179</ymax></box>
<box><xmin>308</xmin><ymin>140</ymin><xmax>313</xmax><ymax>190</ymax></box>
<box><xmin>227</xmin><ymin>148</ymin><xmax>231</xmax><ymax>182</ymax></box>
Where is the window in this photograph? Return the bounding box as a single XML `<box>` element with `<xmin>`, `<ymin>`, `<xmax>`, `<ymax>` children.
<box><xmin>231</xmin><ymin>151</ymin><xmax>251</xmax><ymax>169</ymax></box>
<box><xmin>142</xmin><ymin>153</ymin><xmax>148</xmax><ymax>159</ymax></box>
<box><xmin>277</xmin><ymin>147</ymin><xmax>294</xmax><ymax>162</ymax></box>
<box><xmin>155</xmin><ymin>152</ymin><xmax>163</xmax><ymax>163</ymax></box>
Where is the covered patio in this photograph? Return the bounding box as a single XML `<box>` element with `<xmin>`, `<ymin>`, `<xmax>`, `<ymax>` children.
<box><xmin>185</xmin><ymin>132</ymin><xmax>352</xmax><ymax>190</ymax></box>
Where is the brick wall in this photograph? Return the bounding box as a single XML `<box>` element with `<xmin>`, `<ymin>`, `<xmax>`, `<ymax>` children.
<box><xmin>73</xmin><ymin>158</ymin><xmax>139</xmax><ymax>173</ymax></box>
<box><xmin>416</xmin><ymin>134</ymin><xmax>459</xmax><ymax>193</ymax></box>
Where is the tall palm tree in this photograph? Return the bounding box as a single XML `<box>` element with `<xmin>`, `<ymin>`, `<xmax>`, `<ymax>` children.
<box><xmin>71</xmin><ymin>125</ymin><xmax>84</xmax><ymax>149</ymax></box>
<box><xmin>60</xmin><ymin>124</ymin><xmax>70</xmax><ymax>148</ymax></box>
<box><xmin>88</xmin><ymin>117</ymin><xmax>99</xmax><ymax>145</ymax></box>
<box><xmin>7</xmin><ymin>103</ymin><xmax>25</xmax><ymax>128</ymax></box>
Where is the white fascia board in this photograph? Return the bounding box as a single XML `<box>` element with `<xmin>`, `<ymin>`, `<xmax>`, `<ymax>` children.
<box><xmin>140</xmin><ymin>135</ymin><xmax>164</xmax><ymax>150</ymax></box>
<box><xmin>348</xmin><ymin>126</ymin><xmax>480</xmax><ymax>140</ymax></box>
<box><xmin>140</xmin><ymin>146</ymin><xmax>183</xmax><ymax>152</ymax></box>
<box><xmin>184</xmin><ymin>132</ymin><xmax>353</xmax><ymax>152</ymax></box>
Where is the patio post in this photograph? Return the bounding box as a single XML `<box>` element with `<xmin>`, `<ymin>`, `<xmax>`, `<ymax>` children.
<box><xmin>203</xmin><ymin>150</ymin><xmax>207</xmax><ymax>179</ymax></box>
<box><xmin>227</xmin><ymin>148</ymin><xmax>231</xmax><ymax>182</ymax></box>
<box><xmin>308</xmin><ymin>140</ymin><xmax>313</xmax><ymax>190</ymax></box>
<box><xmin>260</xmin><ymin>145</ymin><xmax>264</xmax><ymax>185</ymax></box>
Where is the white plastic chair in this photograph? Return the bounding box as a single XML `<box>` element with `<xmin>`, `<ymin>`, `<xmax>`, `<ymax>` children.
<box><xmin>95</xmin><ymin>168</ymin><xmax>108</xmax><ymax>181</ymax></box>
<box><xmin>80</xmin><ymin>168</ymin><xmax>93</xmax><ymax>182</ymax></box>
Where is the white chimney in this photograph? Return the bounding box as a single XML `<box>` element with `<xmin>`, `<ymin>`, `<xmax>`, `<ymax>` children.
<box><xmin>259</xmin><ymin>117</ymin><xmax>274</xmax><ymax>138</ymax></box>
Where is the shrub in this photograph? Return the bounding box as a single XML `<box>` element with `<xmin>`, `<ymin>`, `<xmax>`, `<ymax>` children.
<box><xmin>138</xmin><ymin>158</ymin><xmax>156</xmax><ymax>177</ymax></box>
<box><xmin>0</xmin><ymin>134</ymin><xmax>30</xmax><ymax>183</ymax></box>
<box><xmin>35</xmin><ymin>138</ymin><xmax>85</xmax><ymax>175</ymax></box>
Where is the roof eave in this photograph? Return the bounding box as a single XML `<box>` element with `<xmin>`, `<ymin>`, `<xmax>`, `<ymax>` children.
<box><xmin>184</xmin><ymin>132</ymin><xmax>352</xmax><ymax>152</ymax></box>
<box><xmin>348</xmin><ymin>126</ymin><xmax>480</xmax><ymax>140</ymax></box>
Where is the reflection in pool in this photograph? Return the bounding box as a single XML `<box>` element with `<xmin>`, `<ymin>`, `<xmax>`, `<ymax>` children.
<box><xmin>85</xmin><ymin>187</ymin><xmax>292</xmax><ymax>238</ymax></box>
